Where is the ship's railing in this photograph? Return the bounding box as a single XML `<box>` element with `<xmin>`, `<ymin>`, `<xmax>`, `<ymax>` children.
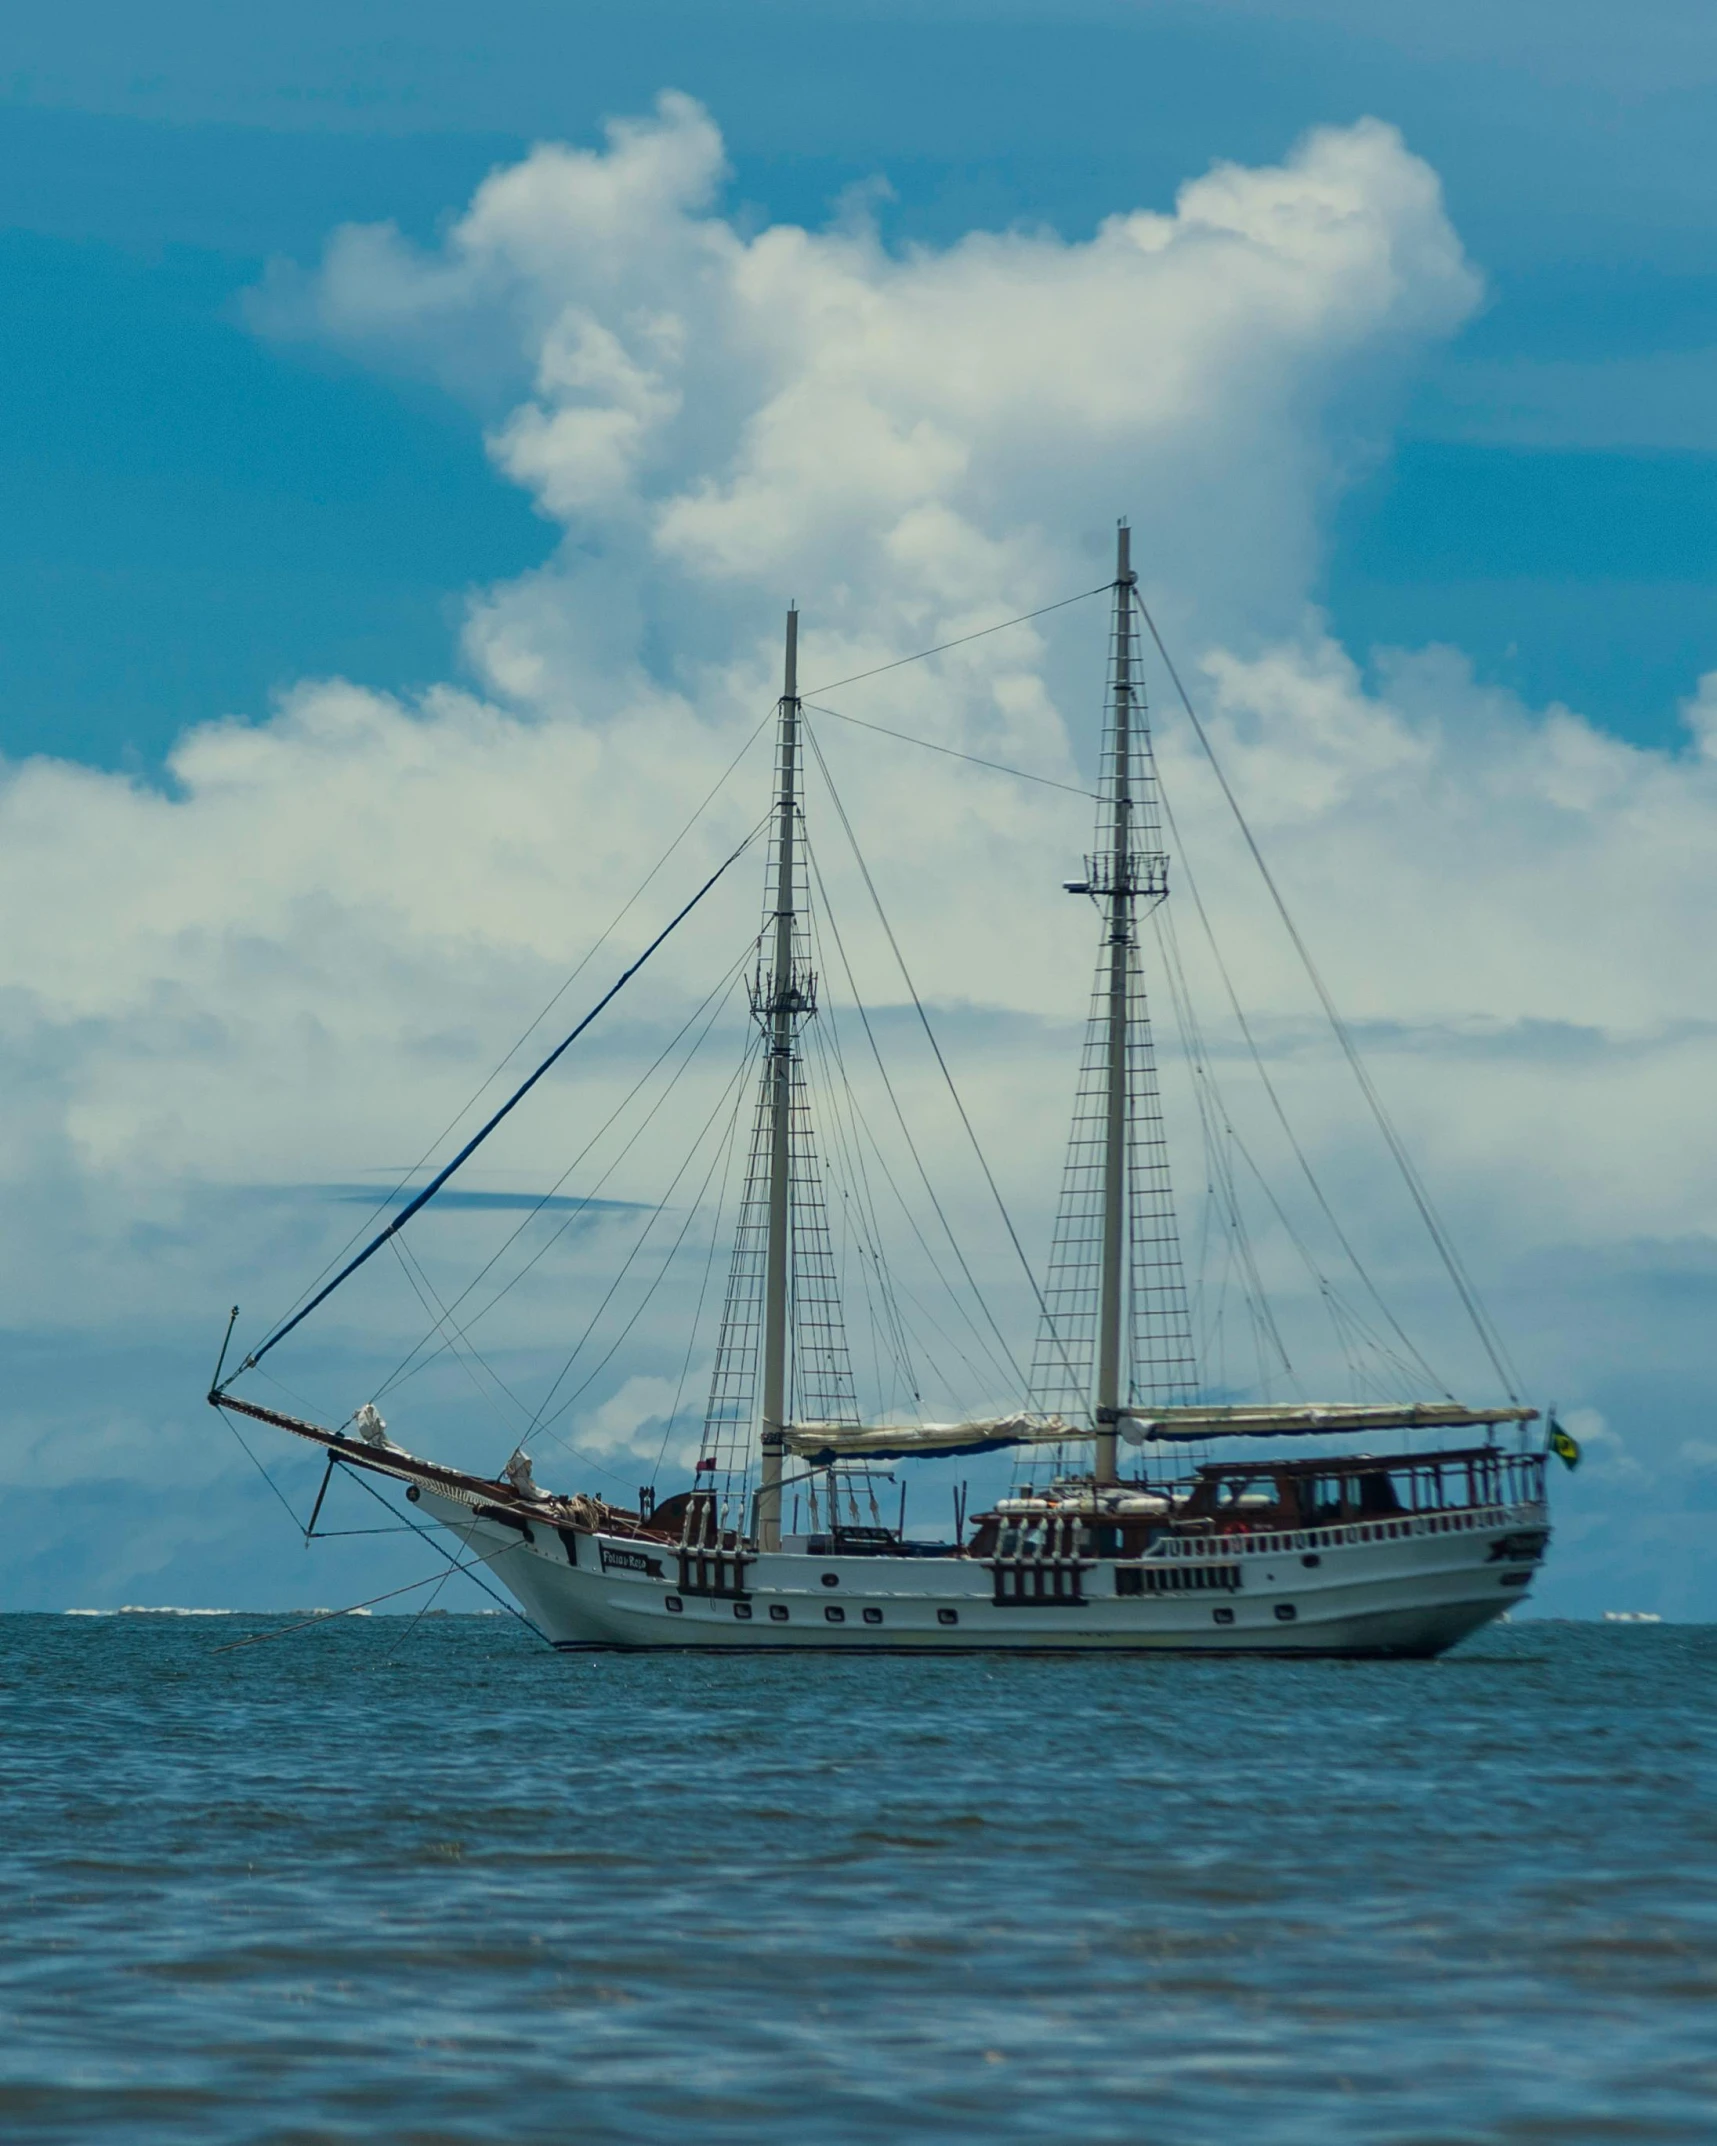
<box><xmin>1368</xmin><ymin>1450</ymin><xmax>1547</xmax><ymax>1513</ymax></box>
<box><xmin>1144</xmin><ymin>1502</ymin><xmax>1544</xmax><ymax>1560</ymax></box>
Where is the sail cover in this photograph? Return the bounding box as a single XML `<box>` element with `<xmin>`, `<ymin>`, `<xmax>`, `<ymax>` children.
<box><xmin>785</xmin><ymin>1415</ymin><xmax>1075</xmax><ymax>1463</ymax></box>
<box><xmin>1118</xmin><ymin>1402</ymin><xmax>1538</xmax><ymax>1444</ymax></box>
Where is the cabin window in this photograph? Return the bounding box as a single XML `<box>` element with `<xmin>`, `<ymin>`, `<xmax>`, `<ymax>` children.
<box><xmin>769</xmin><ymin>1604</ymin><xmax>789</xmax><ymax>1621</ymax></box>
<box><xmin>938</xmin><ymin>1608</ymin><xmax>959</xmax><ymax>1626</ymax></box>
<box><xmin>1274</xmin><ymin>1603</ymin><xmax>1297</xmax><ymax>1622</ymax></box>
<box><xmin>825</xmin><ymin>1604</ymin><xmax>846</xmax><ymax>1623</ymax></box>
<box><xmin>1213</xmin><ymin>1607</ymin><xmax>1235</xmax><ymax>1625</ymax></box>
<box><xmin>665</xmin><ymin>1596</ymin><xmax>683</xmax><ymax>1613</ymax></box>
<box><xmin>733</xmin><ymin>1602</ymin><xmax>753</xmax><ymax>1619</ymax></box>
<box><xmin>863</xmin><ymin>1607</ymin><xmax>883</xmax><ymax>1624</ymax></box>
<box><xmin>820</xmin><ymin>1573</ymin><xmax>840</xmax><ymax>1588</ymax></box>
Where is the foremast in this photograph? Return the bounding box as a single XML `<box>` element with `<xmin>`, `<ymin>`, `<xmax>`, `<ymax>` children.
<box><xmin>698</xmin><ymin>608</ymin><xmax>857</xmax><ymax>1548</ymax></box>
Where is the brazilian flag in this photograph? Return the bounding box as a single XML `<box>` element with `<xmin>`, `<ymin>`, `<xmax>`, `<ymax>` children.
<box><xmin>1547</xmin><ymin>1415</ymin><xmax>1581</xmax><ymax>1470</ymax></box>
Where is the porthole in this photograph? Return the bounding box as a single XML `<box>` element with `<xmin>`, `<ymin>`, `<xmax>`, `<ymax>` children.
<box><xmin>665</xmin><ymin>1596</ymin><xmax>683</xmax><ymax>1613</ymax></box>
<box><xmin>1301</xmin><ymin>1553</ymin><xmax>1321</xmax><ymax>1569</ymax></box>
<box><xmin>405</xmin><ymin>1485</ymin><xmax>421</xmax><ymax>1504</ymax></box>
<box><xmin>937</xmin><ymin>1608</ymin><xmax>959</xmax><ymax>1626</ymax></box>
<box><xmin>820</xmin><ymin>1572</ymin><xmax>840</xmax><ymax>1588</ymax></box>
<box><xmin>825</xmin><ymin>1604</ymin><xmax>846</xmax><ymax>1623</ymax></box>
<box><xmin>1274</xmin><ymin>1603</ymin><xmax>1297</xmax><ymax>1622</ymax></box>
<box><xmin>863</xmin><ymin>1607</ymin><xmax>883</xmax><ymax>1625</ymax></box>
<box><xmin>769</xmin><ymin>1603</ymin><xmax>789</xmax><ymax>1622</ymax></box>
<box><xmin>733</xmin><ymin>1602</ymin><xmax>753</xmax><ymax>1619</ymax></box>
<box><xmin>1213</xmin><ymin>1607</ymin><xmax>1235</xmax><ymax>1626</ymax></box>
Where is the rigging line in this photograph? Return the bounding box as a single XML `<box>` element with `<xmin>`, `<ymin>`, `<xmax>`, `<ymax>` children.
<box><xmin>812</xmin><ymin>886</ymin><xmax>1033</xmax><ymax>1413</ymax></box>
<box><xmin>388</xmin><ymin>1231</ymin><xmax>528</xmax><ymax>1424</ymax></box>
<box><xmin>339</xmin><ymin>1467</ymin><xmax>545</xmax><ymax>1634</ymax></box>
<box><xmin>803</xmin><ymin>702</ymin><xmax>1097</xmax><ymax>801</ymax></box>
<box><xmin>811</xmin><ymin>975</ymin><xmax>1004</xmax><ymax>1410</ymax></box>
<box><xmin>302</xmin><ymin>1527</ymin><xmax>421</xmax><ymax>1539</ymax></box>
<box><xmin>1214</xmin><ymin>1118</ymin><xmax>1432</xmax><ymax>1395</ymax></box>
<box><xmin>257</xmin><ymin>725</ymin><xmax>780</xmax><ymax>1339</ymax></box>
<box><xmin>801</xmin><ymin>584</ymin><xmax>1110</xmax><ymax>699</ymax></box>
<box><xmin>210</xmin><ymin>1537</ymin><xmax>528</xmax><ymax>1655</ymax></box>
<box><xmin>214</xmin><ymin>1407</ymin><xmax>309</xmax><ymax>1531</ymax></box>
<box><xmin>248</xmin><ymin>1361</ymin><xmax>363</xmax><ymax>1441</ymax></box>
<box><xmin>805</xmin><ymin>1011</ymin><xmax>920</xmax><ymax>1416</ymax></box>
<box><xmin>532</xmin><ymin>1063</ymin><xmax>752</xmax><ymax>1443</ymax></box>
<box><xmin>802</xmin><ymin>938</ymin><xmax>923</xmax><ymax>1410</ymax></box>
<box><xmin>534</xmin><ymin>1112</ymin><xmax>736</xmax><ymax>1444</ymax></box>
<box><xmin>376</xmin><ymin>946</ymin><xmax>755</xmax><ymax>1400</ymax></box>
<box><xmin>1136</xmin><ymin>596</ymin><xmax>1521</xmax><ymax>1400</ymax></box>
<box><xmin>808</xmin><ymin>920</ymin><xmax>922</xmax><ymax>1393</ymax></box>
<box><xmin>654</xmin><ymin>1043</ymin><xmax>754</xmax><ymax>1481</ymax></box>
<box><xmin>389</xmin><ymin>1235</ymin><xmax>531</xmax><ymax>1434</ymax></box>
<box><xmin>800</xmin><ymin>830</ymin><xmax>1023</xmax><ymax>1402</ymax></box>
<box><xmin>504</xmin><ymin>987</ymin><xmax>752</xmax><ymax>1447</ymax></box>
<box><xmin>526</xmin><ymin>1043</ymin><xmax>758</xmax><ymax>1443</ymax></box>
<box><xmin>812</xmin><ymin>1036</ymin><xmax>919</xmax><ymax>1415</ymax></box>
<box><xmin>395</xmin><ymin>1560</ymin><xmax>460</xmax><ymax>1649</ymax></box>
<box><xmin>804</xmin><ymin>720</ymin><xmax>1080</xmax><ymax>1407</ymax></box>
<box><xmin>1157</xmin><ymin>882</ymin><xmax>1447</xmax><ymax>1401</ymax></box>
<box><xmin>393</xmin><ymin>1505</ymin><xmax>496</xmax><ymax>1651</ymax></box>
<box><xmin>1147</xmin><ymin>910</ymin><xmax>1292</xmax><ymax>1380</ymax></box>
<box><xmin>232</xmin><ymin>828</ymin><xmax>761</xmax><ymax>1382</ymax></box>
<box><xmin>1142</xmin><ymin>657</ymin><xmax>1458</xmax><ymax>1401</ymax></box>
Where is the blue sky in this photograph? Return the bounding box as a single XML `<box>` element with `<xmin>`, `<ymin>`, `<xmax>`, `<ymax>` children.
<box><xmin>3</xmin><ymin>3</ymin><xmax>1716</xmax><ymax>1619</ymax></box>
<box><xmin>4</xmin><ymin>0</ymin><xmax>1715</xmax><ymax>766</ymax></box>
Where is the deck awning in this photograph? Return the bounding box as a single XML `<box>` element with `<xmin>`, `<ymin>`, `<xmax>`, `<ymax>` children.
<box><xmin>1118</xmin><ymin>1402</ymin><xmax>1538</xmax><ymax>1444</ymax></box>
<box><xmin>784</xmin><ymin>1402</ymin><xmax>1538</xmax><ymax>1460</ymax></box>
<box><xmin>784</xmin><ymin>1415</ymin><xmax>1074</xmax><ymax>1463</ymax></box>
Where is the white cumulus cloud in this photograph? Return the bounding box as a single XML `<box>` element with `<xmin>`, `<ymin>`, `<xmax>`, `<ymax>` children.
<box><xmin>4</xmin><ymin>95</ymin><xmax>1712</xmax><ymax>1615</ymax></box>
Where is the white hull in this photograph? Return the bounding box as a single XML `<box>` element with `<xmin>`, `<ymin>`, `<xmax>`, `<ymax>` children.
<box><xmin>420</xmin><ymin>1490</ymin><xmax>1548</xmax><ymax>1658</ymax></box>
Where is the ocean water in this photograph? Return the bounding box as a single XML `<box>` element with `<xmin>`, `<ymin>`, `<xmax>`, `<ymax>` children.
<box><xmin>1</xmin><ymin>1615</ymin><xmax>1714</xmax><ymax>2144</ymax></box>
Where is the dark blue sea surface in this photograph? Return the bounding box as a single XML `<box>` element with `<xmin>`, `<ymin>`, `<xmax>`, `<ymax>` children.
<box><xmin>1</xmin><ymin>1614</ymin><xmax>1713</xmax><ymax>2144</ymax></box>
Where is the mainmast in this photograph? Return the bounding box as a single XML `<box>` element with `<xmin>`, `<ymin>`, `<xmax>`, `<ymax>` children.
<box><xmin>756</xmin><ymin>609</ymin><xmax>800</xmax><ymax>1552</ymax></box>
<box><xmin>1093</xmin><ymin>528</ymin><xmax>1137</xmax><ymax>1485</ymax></box>
<box><xmin>1031</xmin><ymin>523</ymin><xmax>1191</xmax><ymax>1480</ymax></box>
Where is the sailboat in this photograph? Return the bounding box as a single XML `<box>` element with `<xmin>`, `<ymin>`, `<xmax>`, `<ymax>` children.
<box><xmin>210</xmin><ymin>527</ymin><xmax>1552</xmax><ymax>1654</ymax></box>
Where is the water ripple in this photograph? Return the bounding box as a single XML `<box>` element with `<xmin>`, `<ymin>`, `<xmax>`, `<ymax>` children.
<box><xmin>1</xmin><ymin>1618</ymin><xmax>1714</xmax><ymax>2143</ymax></box>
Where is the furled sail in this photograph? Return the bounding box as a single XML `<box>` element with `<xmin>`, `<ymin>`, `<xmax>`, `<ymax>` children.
<box><xmin>785</xmin><ymin>1415</ymin><xmax>1075</xmax><ymax>1462</ymax></box>
<box><xmin>1118</xmin><ymin>1402</ymin><xmax>1538</xmax><ymax>1444</ymax></box>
